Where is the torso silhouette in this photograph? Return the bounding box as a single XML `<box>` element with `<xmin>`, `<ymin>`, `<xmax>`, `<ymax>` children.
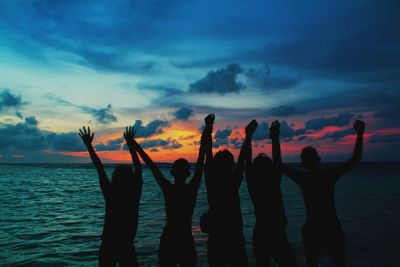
<box><xmin>102</xmin><ymin>177</ymin><xmax>142</xmax><ymax>242</ymax></box>
<box><xmin>206</xmin><ymin>171</ymin><xmax>243</xmax><ymax>235</ymax></box>
<box><xmin>291</xmin><ymin>169</ymin><xmax>342</xmax><ymax>228</ymax></box>
<box><xmin>163</xmin><ymin>183</ymin><xmax>197</xmax><ymax>235</ymax></box>
<box><xmin>249</xmin><ymin>170</ymin><xmax>288</xmax><ymax>229</ymax></box>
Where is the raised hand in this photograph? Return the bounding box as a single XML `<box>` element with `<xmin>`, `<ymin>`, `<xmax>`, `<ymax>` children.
<box><xmin>124</xmin><ymin>125</ymin><xmax>137</xmax><ymax>143</ymax></box>
<box><xmin>269</xmin><ymin>120</ymin><xmax>280</xmax><ymax>139</ymax></box>
<box><xmin>245</xmin><ymin>120</ymin><xmax>258</xmax><ymax>138</ymax></box>
<box><xmin>353</xmin><ymin>120</ymin><xmax>365</xmax><ymax>135</ymax></box>
<box><xmin>205</xmin><ymin>113</ymin><xmax>215</xmax><ymax>127</ymax></box>
<box><xmin>78</xmin><ymin>126</ymin><xmax>94</xmax><ymax>147</ymax></box>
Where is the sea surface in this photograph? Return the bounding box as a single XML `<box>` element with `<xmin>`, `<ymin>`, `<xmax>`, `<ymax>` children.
<box><xmin>0</xmin><ymin>162</ymin><xmax>399</xmax><ymax>266</ymax></box>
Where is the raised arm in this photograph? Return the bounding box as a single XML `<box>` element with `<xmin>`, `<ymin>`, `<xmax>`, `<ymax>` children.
<box><xmin>124</xmin><ymin>126</ymin><xmax>143</xmax><ymax>185</ymax></box>
<box><xmin>270</xmin><ymin>123</ymin><xmax>306</xmax><ymax>184</ymax></box>
<box><xmin>234</xmin><ymin>120</ymin><xmax>258</xmax><ymax>186</ymax></box>
<box><xmin>129</xmin><ymin>128</ymin><xmax>171</xmax><ymax>192</ymax></box>
<box><xmin>269</xmin><ymin>120</ymin><xmax>282</xmax><ymax>166</ymax></box>
<box><xmin>189</xmin><ymin>114</ymin><xmax>214</xmax><ymax>191</ymax></box>
<box><xmin>204</xmin><ymin>114</ymin><xmax>215</xmax><ymax>179</ymax></box>
<box><xmin>78</xmin><ymin>126</ymin><xmax>110</xmax><ymax>200</ymax></box>
<box><xmin>244</xmin><ymin>120</ymin><xmax>258</xmax><ymax>197</ymax></box>
<box><xmin>326</xmin><ymin>120</ymin><xmax>365</xmax><ymax>178</ymax></box>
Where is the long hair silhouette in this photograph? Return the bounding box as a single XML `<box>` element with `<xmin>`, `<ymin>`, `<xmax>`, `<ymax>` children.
<box><xmin>78</xmin><ymin>126</ymin><xmax>143</xmax><ymax>267</ymax></box>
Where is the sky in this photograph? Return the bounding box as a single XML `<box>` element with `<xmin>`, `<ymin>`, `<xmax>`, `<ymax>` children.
<box><xmin>0</xmin><ymin>0</ymin><xmax>399</xmax><ymax>163</ymax></box>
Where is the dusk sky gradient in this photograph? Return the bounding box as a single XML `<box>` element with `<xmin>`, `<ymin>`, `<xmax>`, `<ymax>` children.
<box><xmin>0</xmin><ymin>0</ymin><xmax>399</xmax><ymax>163</ymax></box>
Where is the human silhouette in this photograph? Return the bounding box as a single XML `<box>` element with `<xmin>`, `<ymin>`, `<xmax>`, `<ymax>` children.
<box><xmin>128</xmin><ymin>114</ymin><xmax>213</xmax><ymax>266</ymax></box>
<box><xmin>203</xmin><ymin>117</ymin><xmax>249</xmax><ymax>267</ymax></box>
<box><xmin>279</xmin><ymin>120</ymin><xmax>365</xmax><ymax>267</ymax></box>
<box><xmin>244</xmin><ymin>120</ymin><xmax>297</xmax><ymax>267</ymax></box>
<box><xmin>78</xmin><ymin>126</ymin><xmax>143</xmax><ymax>267</ymax></box>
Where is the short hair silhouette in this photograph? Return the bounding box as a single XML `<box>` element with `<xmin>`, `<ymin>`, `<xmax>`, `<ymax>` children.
<box><xmin>214</xmin><ymin>149</ymin><xmax>235</xmax><ymax>173</ymax></box>
<box><xmin>127</xmin><ymin>115</ymin><xmax>213</xmax><ymax>266</ymax></box>
<box><xmin>281</xmin><ymin>120</ymin><xmax>365</xmax><ymax>266</ymax></box>
<box><xmin>171</xmin><ymin>158</ymin><xmax>191</xmax><ymax>182</ymax></box>
<box><xmin>111</xmin><ymin>164</ymin><xmax>136</xmax><ymax>188</ymax></box>
<box><xmin>253</xmin><ymin>153</ymin><xmax>273</xmax><ymax>172</ymax></box>
<box><xmin>300</xmin><ymin>146</ymin><xmax>321</xmax><ymax>171</ymax></box>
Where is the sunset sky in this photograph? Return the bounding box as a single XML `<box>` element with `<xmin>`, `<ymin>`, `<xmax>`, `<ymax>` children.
<box><xmin>0</xmin><ymin>0</ymin><xmax>399</xmax><ymax>163</ymax></box>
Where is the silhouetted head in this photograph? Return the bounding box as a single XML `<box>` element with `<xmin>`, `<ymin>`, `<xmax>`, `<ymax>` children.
<box><xmin>171</xmin><ymin>158</ymin><xmax>190</xmax><ymax>184</ymax></box>
<box><xmin>300</xmin><ymin>146</ymin><xmax>321</xmax><ymax>171</ymax></box>
<box><xmin>251</xmin><ymin>153</ymin><xmax>280</xmax><ymax>185</ymax></box>
<box><xmin>111</xmin><ymin>164</ymin><xmax>136</xmax><ymax>195</ymax></box>
<box><xmin>252</xmin><ymin>153</ymin><xmax>273</xmax><ymax>173</ymax></box>
<box><xmin>214</xmin><ymin>149</ymin><xmax>235</xmax><ymax>175</ymax></box>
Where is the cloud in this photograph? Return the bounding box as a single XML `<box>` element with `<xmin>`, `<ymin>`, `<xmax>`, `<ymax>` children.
<box><xmin>369</xmin><ymin>134</ymin><xmax>400</xmax><ymax>144</ymax></box>
<box><xmin>245</xmin><ymin>65</ymin><xmax>299</xmax><ymax>90</ymax></box>
<box><xmin>213</xmin><ymin>128</ymin><xmax>232</xmax><ymax>148</ymax></box>
<box><xmin>304</xmin><ymin>113</ymin><xmax>354</xmax><ymax>131</ymax></box>
<box><xmin>81</xmin><ymin>104</ymin><xmax>117</xmax><ymax>124</ymax></box>
<box><xmin>45</xmin><ymin>94</ymin><xmax>117</xmax><ymax>124</ymax></box>
<box><xmin>140</xmin><ymin>138</ymin><xmax>182</xmax><ymax>150</ymax></box>
<box><xmin>0</xmin><ymin>89</ymin><xmax>23</xmax><ymax>111</ymax></box>
<box><xmin>188</xmin><ymin>64</ymin><xmax>245</xmax><ymax>94</ymax></box>
<box><xmin>280</xmin><ymin>120</ymin><xmax>296</xmax><ymax>142</ymax></box>
<box><xmin>133</xmin><ymin>119</ymin><xmax>170</xmax><ymax>138</ymax></box>
<box><xmin>230</xmin><ymin>137</ymin><xmax>244</xmax><ymax>149</ymax></box>
<box><xmin>322</xmin><ymin>128</ymin><xmax>354</xmax><ymax>141</ymax></box>
<box><xmin>96</xmin><ymin>137</ymin><xmax>124</xmax><ymax>151</ymax></box>
<box><xmin>0</xmin><ymin>116</ymin><xmax>84</xmax><ymax>152</ymax></box>
<box><xmin>253</xmin><ymin>121</ymin><xmax>269</xmax><ymax>140</ymax></box>
<box><xmin>174</xmin><ymin>107</ymin><xmax>193</xmax><ymax>121</ymax></box>
<box><xmin>267</xmin><ymin>105</ymin><xmax>307</xmax><ymax>117</ymax></box>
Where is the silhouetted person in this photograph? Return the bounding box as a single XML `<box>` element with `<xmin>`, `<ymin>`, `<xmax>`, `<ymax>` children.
<box><xmin>203</xmin><ymin>118</ymin><xmax>249</xmax><ymax>267</ymax></box>
<box><xmin>279</xmin><ymin>120</ymin><xmax>365</xmax><ymax>267</ymax></box>
<box><xmin>78</xmin><ymin>126</ymin><xmax>143</xmax><ymax>267</ymax></box>
<box><xmin>244</xmin><ymin>120</ymin><xmax>297</xmax><ymax>267</ymax></box>
<box><xmin>128</xmin><ymin>114</ymin><xmax>213</xmax><ymax>266</ymax></box>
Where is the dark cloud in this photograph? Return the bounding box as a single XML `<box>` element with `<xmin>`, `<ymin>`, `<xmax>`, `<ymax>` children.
<box><xmin>189</xmin><ymin>64</ymin><xmax>244</xmax><ymax>94</ymax></box>
<box><xmin>174</xmin><ymin>107</ymin><xmax>193</xmax><ymax>121</ymax></box>
<box><xmin>230</xmin><ymin>138</ymin><xmax>244</xmax><ymax>149</ymax></box>
<box><xmin>267</xmin><ymin>105</ymin><xmax>307</xmax><ymax>117</ymax></box>
<box><xmin>81</xmin><ymin>104</ymin><xmax>117</xmax><ymax>125</ymax></box>
<box><xmin>0</xmin><ymin>89</ymin><xmax>23</xmax><ymax>111</ymax></box>
<box><xmin>140</xmin><ymin>138</ymin><xmax>182</xmax><ymax>150</ymax></box>
<box><xmin>322</xmin><ymin>128</ymin><xmax>354</xmax><ymax>142</ymax></box>
<box><xmin>0</xmin><ymin>0</ymin><xmax>184</xmax><ymax>74</ymax></box>
<box><xmin>135</xmin><ymin>82</ymin><xmax>183</xmax><ymax>97</ymax></box>
<box><xmin>369</xmin><ymin>134</ymin><xmax>400</xmax><ymax>144</ymax></box>
<box><xmin>253</xmin><ymin>122</ymin><xmax>269</xmax><ymax>141</ymax></box>
<box><xmin>0</xmin><ymin>116</ymin><xmax>84</xmax><ymax>152</ymax></box>
<box><xmin>280</xmin><ymin>121</ymin><xmax>296</xmax><ymax>142</ymax></box>
<box><xmin>297</xmin><ymin>135</ymin><xmax>312</xmax><ymax>142</ymax></box>
<box><xmin>96</xmin><ymin>137</ymin><xmax>124</xmax><ymax>151</ymax></box>
<box><xmin>133</xmin><ymin>119</ymin><xmax>170</xmax><ymax>138</ymax></box>
<box><xmin>304</xmin><ymin>113</ymin><xmax>354</xmax><ymax>131</ymax></box>
<box><xmin>74</xmin><ymin>48</ymin><xmax>156</xmax><ymax>74</ymax></box>
<box><xmin>213</xmin><ymin>128</ymin><xmax>232</xmax><ymax>148</ymax></box>
<box><xmin>245</xmin><ymin>65</ymin><xmax>299</xmax><ymax>90</ymax></box>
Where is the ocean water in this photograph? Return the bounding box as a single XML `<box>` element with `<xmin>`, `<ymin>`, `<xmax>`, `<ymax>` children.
<box><xmin>0</xmin><ymin>162</ymin><xmax>399</xmax><ymax>266</ymax></box>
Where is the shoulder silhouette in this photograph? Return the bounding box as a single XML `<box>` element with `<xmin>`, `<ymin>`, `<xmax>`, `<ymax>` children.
<box><xmin>78</xmin><ymin>126</ymin><xmax>142</xmax><ymax>266</ymax></box>
<box><xmin>280</xmin><ymin>120</ymin><xmax>365</xmax><ymax>267</ymax></box>
<box><xmin>245</xmin><ymin>120</ymin><xmax>297</xmax><ymax>267</ymax></box>
<box><xmin>128</xmin><ymin>114</ymin><xmax>212</xmax><ymax>266</ymax></box>
<box><xmin>203</xmin><ymin>117</ymin><xmax>249</xmax><ymax>266</ymax></box>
